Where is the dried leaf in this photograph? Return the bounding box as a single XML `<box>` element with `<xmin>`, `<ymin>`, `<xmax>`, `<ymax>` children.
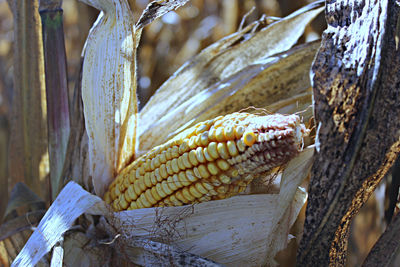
<box><xmin>298</xmin><ymin>0</ymin><xmax>400</xmax><ymax>265</ymax></box>
<box><xmin>140</xmin><ymin>41</ymin><xmax>320</xmax><ymax>152</ymax></box>
<box><xmin>108</xmin><ymin>148</ymin><xmax>313</xmax><ymax>266</ymax></box>
<box><xmin>136</xmin><ymin>0</ymin><xmax>190</xmax><ymax>29</ymax></box>
<box><xmin>139</xmin><ymin>1</ymin><xmax>323</xmax><ymax>152</ymax></box>
<box><xmin>80</xmin><ymin>0</ymin><xmax>139</xmax><ymax>196</ymax></box>
<box><xmin>11</xmin><ymin>182</ymin><xmax>104</xmax><ymax>267</ymax></box>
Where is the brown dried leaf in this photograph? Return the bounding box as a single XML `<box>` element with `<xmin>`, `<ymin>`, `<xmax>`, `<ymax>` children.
<box><xmin>136</xmin><ymin>0</ymin><xmax>190</xmax><ymax>29</ymax></box>
<box><xmin>298</xmin><ymin>0</ymin><xmax>400</xmax><ymax>265</ymax></box>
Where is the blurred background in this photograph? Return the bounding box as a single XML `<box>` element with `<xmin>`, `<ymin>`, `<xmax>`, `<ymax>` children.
<box><xmin>0</xmin><ymin>0</ymin><xmax>398</xmax><ymax>266</ymax></box>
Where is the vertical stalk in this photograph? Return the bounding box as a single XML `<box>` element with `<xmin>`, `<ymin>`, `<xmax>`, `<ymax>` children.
<box><xmin>39</xmin><ymin>0</ymin><xmax>70</xmax><ymax>200</ymax></box>
<box><xmin>8</xmin><ymin>0</ymin><xmax>49</xmax><ymax>202</ymax></box>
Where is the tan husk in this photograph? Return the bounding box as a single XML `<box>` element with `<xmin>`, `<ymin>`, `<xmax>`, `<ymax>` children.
<box><xmin>80</xmin><ymin>0</ymin><xmax>139</xmax><ymax>196</ymax></box>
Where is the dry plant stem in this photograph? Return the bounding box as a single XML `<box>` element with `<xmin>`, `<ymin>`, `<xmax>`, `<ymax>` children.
<box><xmin>39</xmin><ymin>2</ymin><xmax>71</xmax><ymax>200</ymax></box>
<box><xmin>0</xmin><ymin>116</ymin><xmax>9</xmax><ymax>221</ymax></box>
<box><xmin>362</xmin><ymin>211</ymin><xmax>400</xmax><ymax>267</ymax></box>
<box><xmin>298</xmin><ymin>0</ymin><xmax>400</xmax><ymax>265</ymax></box>
<box><xmin>7</xmin><ymin>0</ymin><xmax>49</xmax><ymax>202</ymax></box>
<box><xmin>385</xmin><ymin>156</ymin><xmax>400</xmax><ymax>223</ymax></box>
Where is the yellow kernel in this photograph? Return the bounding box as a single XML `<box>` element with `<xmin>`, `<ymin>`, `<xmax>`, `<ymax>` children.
<box><xmin>186</xmin><ymin>169</ymin><xmax>197</xmax><ymax>182</ymax></box>
<box><xmin>193</xmin><ymin>167</ymin><xmax>202</xmax><ymax>179</ymax></box>
<box><xmin>173</xmin><ymin>174</ymin><xmax>183</xmax><ymax>188</ymax></box>
<box><xmin>189</xmin><ymin>185</ymin><xmax>203</xmax><ymax>198</ymax></box>
<box><xmin>151</xmin><ymin>186</ymin><xmax>162</xmax><ymax>201</ymax></box>
<box><xmin>144</xmin><ymin>173</ymin><xmax>152</xmax><ymax>188</ymax></box>
<box><xmin>136</xmin><ymin>168</ymin><xmax>141</xmax><ymax>179</ymax></box>
<box><xmin>202</xmin><ymin>181</ymin><xmax>214</xmax><ymax>191</ymax></box>
<box><xmin>154</xmin><ymin>156</ymin><xmax>161</xmax><ymax>168</ymax></box>
<box><xmin>219</xmin><ymin>174</ymin><xmax>231</xmax><ymax>184</ymax></box>
<box><xmin>235</xmin><ymin>126</ymin><xmax>245</xmax><ymax>139</ymax></box>
<box><xmin>161</xmin><ymin>181</ymin><xmax>173</xmax><ymax>196</ymax></box>
<box><xmin>150</xmin><ymin>171</ymin><xmax>157</xmax><ymax>185</ymax></box>
<box><xmin>145</xmin><ymin>189</ymin><xmax>157</xmax><ymax>205</ymax></box>
<box><xmin>207</xmin><ymin>162</ymin><xmax>219</xmax><ymax>175</ymax></box>
<box><xmin>194</xmin><ymin>135</ymin><xmax>202</xmax><ymax>147</ymax></box>
<box><xmin>211</xmin><ymin>176</ymin><xmax>221</xmax><ymax>186</ymax></box>
<box><xmin>139</xmin><ymin>165</ymin><xmax>145</xmax><ymax>175</ymax></box>
<box><xmin>150</xmin><ymin>158</ymin><xmax>155</xmax><ymax>170</ymax></box>
<box><xmin>188</xmin><ymin>136</ymin><xmax>197</xmax><ymax>149</ymax></box>
<box><xmin>195</xmin><ymin>147</ymin><xmax>206</xmax><ymax>163</ymax></box>
<box><xmin>203</xmin><ymin>148</ymin><xmax>214</xmax><ymax>161</ymax></box>
<box><xmin>171</xmin><ymin>146</ymin><xmax>179</xmax><ymax>158</ymax></box>
<box><xmin>244</xmin><ymin>131</ymin><xmax>256</xmax><ymax>146</ymax></box>
<box><xmin>113</xmin><ymin>199</ymin><xmax>120</xmax><ymax>211</ymax></box>
<box><xmin>208</xmin><ymin>128</ymin><xmax>217</xmax><ymax>141</ymax></box>
<box><xmin>216</xmin><ymin>159</ymin><xmax>230</xmax><ymax>171</ymax></box>
<box><xmin>155</xmin><ymin>168</ymin><xmax>162</xmax><ymax>183</ymax></box>
<box><xmin>169</xmin><ymin>195</ymin><xmax>182</xmax><ymax>206</ymax></box>
<box><xmin>159</xmin><ymin>152</ymin><xmax>167</xmax><ymax>164</ymax></box>
<box><xmin>130</xmin><ymin>201</ymin><xmax>138</xmax><ymax>210</ymax></box>
<box><xmin>196</xmin><ymin>124</ymin><xmax>208</xmax><ymax>134</ymax></box>
<box><xmin>144</xmin><ymin>159</ymin><xmax>151</xmax><ymax>171</ymax></box>
<box><xmin>227</xmin><ymin>140</ymin><xmax>239</xmax><ymax>156</ymax></box>
<box><xmin>176</xmin><ymin>190</ymin><xmax>189</xmax><ymax>203</ymax></box>
<box><xmin>166</xmin><ymin>160</ymin><xmax>174</xmax><ymax>175</ymax></box>
<box><xmin>171</xmin><ymin>158</ymin><xmax>180</xmax><ymax>173</ymax></box>
<box><xmin>139</xmin><ymin>194</ymin><xmax>152</xmax><ymax>208</ymax></box>
<box><xmin>195</xmin><ymin>182</ymin><xmax>208</xmax><ymax>194</ymax></box>
<box><xmin>200</xmin><ymin>132</ymin><xmax>209</xmax><ymax>146</ymax></box>
<box><xmin>224</xmin><ymin>126</ymin><xmax>235</xmax><ymax>140</ymax></box>
<box><xmin>177</xmin><ymin>156</ymin><xmax>186</xmax><ymax>170</ymax></box>
<box><xmin>165</xmin><ymin>148</ymin><xmax>172</xmax><ymax>160</ymax></box>
<box><xmin>207</xmin><ymin>142</ymin><xmax>219</xmax><ymax>159</ymax></box>
<box><xmin>136</xmin><ymin>197</ymin><xmax>144</xmax><ymax>209</ymax></box>
<box><xmin>178</xmin><ymin>171</ymin><xmax>191</xmax><ymax>186</ymax></box>
<box><xmin>182</xmin><ymin>187</ymin><xmax>196</xmax><ymax>201</ymax></box>
<box><xmin>156</xmin><ymin>183</ymin><xmax>167</xmax><ymax>198</ymax></box>
<box><xmin>215</xmin><ymin>128</ymin><xmax>225</xmax><ymax>142</ymax></box>
<box><xmin>188</xmin><ymin>150</ymin><xmax>199</xmax><ymax>165</ymax></box>
<box><xmin>128</xmin><ymin>170</ymin><xmax>136</xmax><ymax>183</ymax></box>
<box><xmin>167</xmin><ymin>176</ymin><xmax>178</xmax><ymax>191</ymax></box>
<box><xmin>197</xmin><ymin>164</ymin><xmax>211</xmax><ymax>178</ymax></box>
<box><xmin>133</xmin><ymin>180</ymin><xmax>142</xmax><ymax>195</ymax></box>
<box><xmin>179</xmin><ymin>141</ymin><xmax>189</xmax><ymax>154</ymax></box>
<box><xmin>217</xmin><ymin>142</ymin><xmax>230</xmax><ymax>159</ymax></box>
<box><xmin>182</xmin><ymin>153</ymin><xmax>192</xmax><ymax>168</ymax></box>
<box><xmin>104</xmin><ymin>192</ymin><xmax>111</xmax><ymax>204</ymax></box>
<box><xmin>160</xmin><ymin>164</ymin><xmax>168</xmax><ymax>179</ymax></box>
<box><xmin>236</xmin><ymin>139</ymin><xmax>246</xmax><ymax>152</ymax></box>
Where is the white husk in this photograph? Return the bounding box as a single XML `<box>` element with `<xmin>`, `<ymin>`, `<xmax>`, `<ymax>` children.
<box><xmin>12</xmin><ymin>148</ymin><xmax>313</xmax><ymax>267</ymax></box>
<box><xmin>80</xmin><ymin>0</ymin><xmax>138</xmax><ymax>197</ymax></box>
<box><xmin>110</xmin><ymin>147</ymin><xmax>314</xmax><ymax>266</ymax></box>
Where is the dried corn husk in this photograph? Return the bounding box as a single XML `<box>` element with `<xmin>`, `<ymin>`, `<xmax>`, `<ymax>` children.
<box><xmin>80</xmin><ymin>0</ymin><xmax>139</xmax><ymax>196</ymax></box>
<box><xmin>12</xmin><ymin>147</ymin><xmax>313</xmax><ymax>267</ymax></box>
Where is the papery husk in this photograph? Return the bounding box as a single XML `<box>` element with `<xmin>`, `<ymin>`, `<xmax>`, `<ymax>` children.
<box><xmin>80</xmin><ymin>0</ymin><xmax>139</xmax><ymax>196</ymax></box>
<box><xmin>11</xmin><ymin>148</ymin><xmax>313</xmax><ymax>267</ymax></box>
<box><xmin>108</xmin><ymin>147</ymin><xmax>314</xmax><ymax>266</ymax></box>
<box><xmin>138</xmin><ymin>1</ymin><xmax>323</xmax><ymax>153</ymax></box>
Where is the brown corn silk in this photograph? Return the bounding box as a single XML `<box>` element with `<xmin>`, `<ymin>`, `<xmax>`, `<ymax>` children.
<box><xmin>105</xmin><ymin>112</ymin><xmax>308</xmax><ymax>211</ymax></box>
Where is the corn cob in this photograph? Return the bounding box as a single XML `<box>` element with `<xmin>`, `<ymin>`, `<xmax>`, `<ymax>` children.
<box><xmin>104</xmin><ymin>112</ymin><xmax>308</xmax><ymax>211</ymax></box>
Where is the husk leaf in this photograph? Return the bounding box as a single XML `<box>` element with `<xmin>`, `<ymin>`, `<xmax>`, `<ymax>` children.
<box><xmin>80</xmin><ymin>0</ymin><xmax>139</xmax><ymax>196</ymax></box>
